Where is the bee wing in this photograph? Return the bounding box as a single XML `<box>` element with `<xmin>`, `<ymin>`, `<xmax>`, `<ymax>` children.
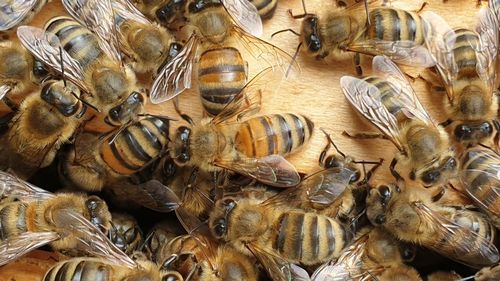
<box><xmin>491</xmin><ymin>0</ymin><xmax>500</xmax><ymax>22</ymax></box>
<box><xmin>371</xmin><ymin>55</ymin><xmax>436</xmax><ymax>126</ymax></box>
<box><xmin>215</xmin><ymin>155</ymin><xmax>300</xmax><ymax>188</ymax></box>
<box><xmin>0</xmin><ymin>170</ymin><xmax>54</xmax><ymax>201</ymax></box>
<box><xmin>246</xmin><ymin>243</ymin><xmax>293</xmax><ymax>281</ymax></box>
<box><xmin>301</xmin><ymin>167</ymin><xmax>356</xmax><ymax>206</ymax></box>
<box><xmin>52</xmin><ymin>209</ymin><xmax>137</xmax><ymax>268</ymax></box>
<box><xmin>412</xmin><ymin>201</ymin><xmax>500</xmax><ymax>267</ymax></box>
<box><xmin>112</xmin><ymin>0</ymin><xmax>152</xmax><ymax>25</ymax></box>
<box><xmin>150</xmin><ymin>34</ymin><xmax>198</xmax><ymax>104</ymax></box>
<box><xmin>346</xmin><ymin>39</ymin><xmax>435</xmax><ymax>68</ymax></box>
<box><xmin>340</xmin><ymin>75</ymin><xmax>403</xmax><ymax>149</ymax></box>
<box><xmin>62</xmin><ymin>0</ymin><xmax>122</xmax><ymax>63</ymax></box>
<box><xmin>222</xmin><ymin>0</ymin><xmax>263</xmax><ymax>37</ymax></box>
<box><xmin>476</xmin><ymin>7</ymin><xmax>498</xmax><ymax>93</ymax></box>
<box><xmin>0</xmin><ymin>231</ymin><xmax>60</xmax><ymax>266</ymax></box>
<box><xmin>232</xmin><ymin>27</ymin><xmax>300</xmax><ymax>77</ymax></box>
<box><xmin>0</xmin><ymin>0</ymin><xmax>39</xmax><ymax>31</ymax></box>
<box><xmin>0</xmin><ymin>85</ymin><xmax>11</xmax><ymax>100</ymax></box>
<box><xmin>16</xmin><ymin>26</ymin><xmax>89</xmax><ymax>92</ymax></box>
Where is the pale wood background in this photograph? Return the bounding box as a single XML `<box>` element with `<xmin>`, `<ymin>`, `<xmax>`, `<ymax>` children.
<box><xmin>0</xmin><ymin>0</ymin><xmax>483</xmax><ymax>280</ymax></box>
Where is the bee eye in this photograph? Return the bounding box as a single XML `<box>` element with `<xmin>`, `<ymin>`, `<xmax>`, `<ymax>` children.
<box><xmin>323</xmin><ymin>155</ymin><xmax>341</xmax><ymax>169</ymax></box>
<box><xmin>443</xmin><ymin>157</ymin><xmax>457</xmax><ymax>171</ymax></box>
<box><xmin>109</xmin><ymin>106</ymin><xmax>121</xmax><ymax>120</ymax></box>
<box><xmin>454</xmin><ymin>124</ymin><xmax>473</xmax><ymax>140</ymax></box>
<box><xmin>378</xmin><ymin>185</ymin><xmax>391</xmax><ymax>204</ymax></box>
<box><xmin>375</xmin><ymin>214</ymin><xmax>386</xmax><ymax>225</ymax></box>
<box><xmin>308</xmin><ymin>35</ymin><xmax>321</xmax><ymax>52</ymax></box>
<box><xmin>479</xmin><ymin>122</ymin><xmax>493</xmax><ymax>135</ymax></box>
<box><xmin>349</xmin><ymin>170</ymin><xmax>361</xmax><ymax>184</ymax></box>
<box><xmin>421</xmin><ymin>170</ymin><xmax>440</xmax><ymax>185</ymax></box>
<box><xmin>86</xmin><ymin>198</ymin><xmax>98</xmax><ymax>211</ymax></box>
<box><xmin>214</xmin><ymin>218</ymin><xmax>227</xmax><ymax>238</ymax></box>
<box><xmin>399</xmin><ymin>243</ymin><xmax>416</xmax><ymax>262</ymax></box>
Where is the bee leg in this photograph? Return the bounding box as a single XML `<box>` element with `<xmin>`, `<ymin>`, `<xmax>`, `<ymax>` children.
<box><xmin>415</xmin><ymin>2</ymin><xmax>428</xmax><ymax>14</ymax></box>
<box><xmin>431</xmin><ymin>186</ymin><xmax>445</xmax><ymax>202</ymax></box>
<box><xmin>389</xmin><ymin>158</ymin><xmax>404</xmax><ymax>182</ymax></box>
<box><xmin>1</xmin><ymin>96</ymin><xmax>18</xmax><ymax>112</ymax></box>
<box><xmin>359</xmin><ymin>158</ymin><xmax>384</xmax><ymax>184</ymax></box>
<box><xmin>353</xmin><ymin>53</ymin><xmax>363</xmax><ymax>76</ymax></box>
<box><xmin>173</xmin><ymin>97</ymin><xmax>194</xmax><ymax>125</ymax></box>
<box><xmin>493</xmin><ymin>119</ymin><xmax>499</xmax><ymax>150</ymax></box>
<box><xmin>439</xmin><ymin>119</ymin><xmax>453</xmax><ymax>127</ymax></box>
<box><xmin>417</xmin><ymin>74</ymin><xmax>446</xmax><ymax>94</ymax></box>
<box><xmin>342</xmin><ymin>131</ymin><xmax>389</xmax><ymax>140</ymax></box>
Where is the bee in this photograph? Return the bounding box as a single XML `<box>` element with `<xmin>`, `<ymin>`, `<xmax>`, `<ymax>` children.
<box><xmin>149</xmin><ymin>0</ymin><xmax>298</xmax><ymax>108</ymax></box>
<box><xmin>62</xmin><ymin>0</ymin><xmax>182</xmax><ymax>74</ymax></box>
<box><xmin>132</xmin><ymin>0</ymin><xmax>188</xmax><ymax>31</ymax></box>
<box><xmin>313</xmin><ymin>227</ymin><xmax>421</xmax><ymax>281</ymax></box>
<box><xmin>272</xmin><ymin>0</ymin><xmax>435</xmax><ymax>75</ymax></box>
<box><xmin>0</xmin><ymin>80</ymin><xmax>88</xmax><ymax>179</ymax></box>
<box><xmin>426</xmin><ymin>271</ymin><xmax>462</xmax><ymax>281</ymax></box>
<box><xmin>0</xmin><ymin>0</ymin><xmax>50</xmax><ymax>31</ymax></box>
<box><xmin>365</xmin><ymin>181</ymin><xmax>499</xmax><ymax>268</ymax></box>
<box><xmin>0</xmin><ymin>171</ymin><xmax>116</xmax><ymax>266</ymax></box>
<box><xmin>422</xmin><ymin>8</ymin><xmax>499</xmax><ymax>148</ymax></box>
<box><xmin>142</xmin><ymin>219</ymin><xmax>186</xmax><ymax>263</ymax></box>
<box><xmin>475</xmin><ymin>262</ymin><xmax>500</xmax><ymax>281</ymax></box>
<box><xmin>341</xmin><ymin>55</ymin><xmax>458</xmax><ymax>188</ymax></box>
<box><xmin>108</xmin><ymin>212</ymin><xmax>144</xmax><ymax>256</ymax></box>
<box><xmin>59</xmin><ymin>116</ymin><xmax>171</xmax><ymax>195</ymax></box>
<box><xmin>16</xmin><ymin>16</ymin><xmax>145</xmax><ymax>128</ymax></box>
<box><xmin>459</xmin><ymin>146</ymin><xmax>500</xmax><ymax>228</ymax></box>
<box><xmin>208</xmin><ymin>190</ymin><xmax>353</xmax><ymax>281</ymax></box>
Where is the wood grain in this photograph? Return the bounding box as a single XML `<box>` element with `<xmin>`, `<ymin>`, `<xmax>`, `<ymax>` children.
<box><xmin>0</xmin><ymin>0</ymin><xmax>484</xmax><ymax>280</ymax></box>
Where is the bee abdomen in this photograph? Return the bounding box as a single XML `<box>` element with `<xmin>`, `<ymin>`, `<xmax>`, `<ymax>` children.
<box><xmin>249</xmin><ymin>0</ymin><xmax>278</xmax><ymax>19</ymax></box>
<box><xmin>367</xmin><ymin>8</ymin><xmax>423</xmax><ymax>44</ymax></box>
<box><xmin>234</xmin><ymin>114</ymin><xmax>314</xmax><ymax>158</ymax></box>
<box><xmin>198</xmin><ymin>47</ymin><xmax>246</xmax><ymax>116</ymax></box>
<box><xmin>449</xmin><ymin>28</ymin><xmax>480</xmax><ymax>80</ymax></box>
<box><xmin>44</xmin><ymin>259</ymin><xmax>111</xmax><ymax>281</ymax></box>
<box><xmin>0</xmin><ymin>202</ymin><xmax>28</xmax><ymax>240</ymax></box>
<box><xmin>100</xmin><ymin>117</ymin><xmax>170</xmax><ymax>175</ymax></box>
<box><xmin>275</xmin><ymin>212</ymin><xmax>346</xmax><ymax>264</ymax></box>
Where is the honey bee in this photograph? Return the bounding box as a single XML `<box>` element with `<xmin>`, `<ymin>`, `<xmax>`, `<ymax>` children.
<box><xmin>16</xmin><ymin>16</ymin><xmax>145</xmax><ymax>127</ymax></box>
<box><xmin>427</xmin><ymin>271</ymin><xmax>462</xmax><ymax>281</ymax></box>
<box><xmin>422</xmin><ymin>8</ymin><xmax>499</xmax><ymax>148</ymax></box>
<box><xmin>312</xmin><ymin>227</ymin><xmax>421</xmax><ymax>281</ymax></box>
<box><xmin>108</xmin><ymin>212</ymin><xmax>144</xmax><ymax>256</ymax></box>
<box><xmin>460</xmin><ymin>146</ymin><xmax>500</xmax><ymax>228</ymax></box>
<box><xmin>272</xmin><ymin>0</ymin><xmax>434</xmax><ymax>75</ymax></box>
<box><xmin>0</xmin><ymin>0</ymin><xmax>50</xmax><ymax>31</ymax></box>
<box><xmin>149</xmin><ymin>0</ymin><xmax>298</xmax><ymax>106</ymax></box>
<box><xmin>366</xmin><ymin>181</ymin><xmax>499</xmax><ymax>268</ymax></box>
<box><xmin>0</xmin><ymin>80</ymin><xmax>88</xmax><ymax>179</ymax></box>
<box><xmin>142</xmin><ymin>219</ymin><xmax>186</xmax><ymax>263</ymax></box>
<box><xmin>0</xmin><ymin>170</ymin><xmax>118</xmax><ymax>266</ymax></box>
<box><xmin>208</xmin><ymin>191</ymin><xmax>352</xmax><ymax>281</ymax></box>
<box><xmin>59</xmin><ymin>116</ymin><xmax>171</xmax><ymax>197</ymax></box>
<box><xmin>62</xmin><ymin>0</ymin><xmax>182</xmax><ymax>74</ymax></box>
<box><xmin>132</xmin><ymin>0</ymin><xmax>187</xmax><ymax>31</ymax></box>
<box><xmin>475</xmin><ymin>262</ymin><xmax>500</xmax><ymax>281</ymax></box>
<box><xmin>341</xmin><ymin>55</ymin><xmax>458</xmax><ymax>188</ymax></box>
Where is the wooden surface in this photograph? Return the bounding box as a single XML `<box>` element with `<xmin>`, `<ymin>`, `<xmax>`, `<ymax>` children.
<box><xmin>0</xmin><ymin>0</ymin><xmax>483</xmax><ymax>280</ymax></box>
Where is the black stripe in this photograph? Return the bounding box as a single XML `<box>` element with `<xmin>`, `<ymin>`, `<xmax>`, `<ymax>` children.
<box><xmin>373</xmin><ymin>10</ymin><xmax>384</xmax><ymax>40</ymax></box>
<box><xmin>54</xmin><ymin>261</ymin><xmax>69</xmax><ymax>281</ymax></box>
<box><xmin>406</xmin><ymin>13</ymin><xmax>416</xmax><ymax>41</ymax></box>
<box><xmin>311</xmin><ymin>215</ymin><xmax>319</xmax><ymax>257</ymax></box>
<box><xmin>326</xmin><ymin>219</ymin><xmax>336</xmax><ymax>256</ymax></box>
<box><xmin>277</xmin><ymin>214</ymin><xmax>288</xmax><ymax>254</ymax></box>
<box><xmin>389</xmin><ymin>9</ymin><xmax>400</xmax><ymax>41</ymax></box>
<box><xmin>303</xmin><ymin>115</ymin><xmax>314</xmax><ymax>136</ymax></box>
<box><xmin>277</xmin><ymin>114</ymin><xmax>292</xmax><ymax>153</ymax></box>
<box><xmin>73</xmin><ymin>260</ymin><xmax>85</xmax><ymax>281</ymax></box>
<box><xmin>200</xmin><ymin>87</ymin><xmax>241</xmax><ymax>104</ymax></box>
<box><xmin>253</xmin><ymin>0</ymin><xmax>272</xmax><ymax>10</ymax></box>
<box><xmin>243</xmin><ymin>122</ymin><xmax>256</xmax><ymax>156</ymax></box>
<box><xmin>295</xmin><ymin>213</ymin><xmax>305</xmax><ymax>260</ymax></box>
<box><xmin>291</xmin><ymin>114</ymin><xmax>305</xmax><ymax>145</ymax></box>
<box><xmin>95</xmin><ymin>264</ymin><xmax>108</xmax><ymax>281</ymax></box>
<box><xmin>109</xmin><ymin>138</ymin><xmax>142</xmax><ymax>171</ymax></box>
<box><xmin>151</xmin><ymin>117</ymin><xmax>169</xmax><ymax>137</ymax></box>
<box><xmin>123</xmin><ymin>128</ymin><xmax>153</xmax><ymax>162</ymax></box>
<box><xmin>139</xmin><ymin>123</ymin><xmax>162</xmax><ymax>151</ymax></box>
<box><xmin>45</xmin><ymin>17</ymin><xmax>67</xmax><ymax>33</ymax></box>
<box><xmin>198</xmin><ymin>64</ymin><xmax>245</xmax><ymax>76</ymax></box>
<box><xmin>260</xmin><ymin>116</ymin><xmax>276</xmax><ymax>155</ymax></box>
<box><xmin>16</xmin><ymin>204</ymin><xmax>27</xmax><ymax>233</ymax></box>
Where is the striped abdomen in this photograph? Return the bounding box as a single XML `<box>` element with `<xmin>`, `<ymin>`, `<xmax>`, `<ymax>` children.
<box><xmin>448</xmin><ymin>28</ymin><xmax>481</xmax><ymax>81</ymax></box>
<box><xmin>234</xmin><ymin>114</ymin><xmax>314</xmax><ymax>158</ymax></box>
<box><xmin>198</xmin><ymin>47</ymin><xmax>246</xmax><ymax>116</ymax></box>
<box><xmin>274</xmin><ymin>211</ymin><xmax>349</xmax><ymax>265</ymax></box>
<box><xmin>461</xmin><ymin>148</ymin><xmax>500</xmax><ymax>216</ymax></box>
<box><xmin>364</xmin><ymin>76</ymin><xmax>410</xmax><ymax>125</ymax></box>
<box><xmin>367</xmin><ymin>8</ymin><xmax>424</xmax><ymax>45</ymax></box>
<box><xmin>44</xmin><ymin>258</ymin><xmax>112</xmax><ymax>281</ymax></box>
<box><xmin>45</xmin><ymin>16</ymin><xmax>103</xmax><ymax>71</ymax></box>
<box><xmin>0</xmin><ymin>201</ymin><xmax>28</xmax><ymax>241</ymax></box>
<box><xmin>249</xmin><ymin>0</ymin><xmax>278</xmax><ymax>19</ymax></box>
<box><xmin>100</xmin><ymin>117</ymin><xmax>170</xmax><ymax>175</ymax></box>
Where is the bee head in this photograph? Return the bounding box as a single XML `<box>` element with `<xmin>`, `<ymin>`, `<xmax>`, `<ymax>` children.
<box><xmin>209</xmin><ymin>198</ymin><xmax>237</xmax><ymax>240</ymax></box>
<box><xmin>156</xmin><ymin>0</ymin><xmax>186</xmax><ymax>24</ymax></box>
<box><xmin>172</xmin><ymin>126</ymin><xmax>192</xmax><ymax>164</ymax></box>
<box><xmin>302</xmin><ymin>15</ymin><xmax>322</xmax><ymax>54</ymax></box>
<box><xmin>105</xmin><ymin>91</ymin><xmax>145</xmax><ymax>126</ymax></box>
<box><xmin>366</xmin><ymin>184</ymin><xmax>399</xmax><ymax>226</ymax></box>
<box><xmin>85</xmin><ymin>195</ymin><xmax>111</xmax><ymax>234</ymax></box>
<box><xmin>41</xmin><ymin>80</ymin><xmax>80</xmax><ymax>117</ymax></box>
<box><xmin>454</xmin><ymin>121</ymin><xmax>493</xmax><ymax>144</ymax></box>
<box><xmin>418</xmin><ymin>156</ymin><xmax>457</xmax><ymax>187</ymax></box>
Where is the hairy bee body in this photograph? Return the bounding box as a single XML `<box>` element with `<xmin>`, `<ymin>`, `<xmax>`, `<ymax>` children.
<box><xmin>44</xmin><ymin>16</ymin><xmax>144</xmax><ymax>126</ymax></box>
<box><xmin>186</xmin><ymin>1</ymin><xmax>232</xmax><ymax>44</ymax></box>
<box><xmin>108</xmin><ymin>212</ymin><xmax>143</xmax><ymax>255</ymax></box>
<box><xmin>366</xmin><ymin>8</ymin><xmax>424</xmax><ymax>44</ymax></box>
<box><xmin>0</xmin><ymin>0</ymin><xmax>49</xmax><ymax>30</ymax></box>
<box><xmin>198</xmin><ymin>47</ymin><xmax>246</xmax><ymax>116</ymax></box>
<box><xmin>0</xmin><ymin>193</ymin><xmax>111</xmax><ymax>250</ymax></box>
<box><xmin>43</xmin><ymin>257</ymin><xmax>183</xmax><ymax>281</ymax></box>
<box><xmin>249</xmin><ymin>0</ymin><xmax>278</xmax><ymax>19</ymax></box>
<box><xmin>0</xmin><ymin>80</ymin><xmax>85</xmax><ymax>179</ymax></box>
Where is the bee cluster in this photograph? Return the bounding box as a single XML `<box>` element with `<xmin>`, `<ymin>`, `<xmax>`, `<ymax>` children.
<box><xmin>0</xmin><ymin>0</ymin><xmax>498</xmax><ymax>280</ymax></box>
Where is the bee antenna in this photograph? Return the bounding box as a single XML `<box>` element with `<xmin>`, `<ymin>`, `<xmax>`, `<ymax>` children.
<box><xmin>70</xmin><ymin>91</ymin><xmax>100</xmax><ymax>114</ymax></box>
<box><xmin>59</xmin><ymin>46</ymin><xmax>67</xmax><ymax>88</ymax></box>
<box><xmin>286</xmin><ymin>42</ymin><xmax>302</xmax><ymax>78</ymax></box>
<box><xmin>320</xmin><ymin>128</ymin><xmax>346</xmax><ymax>158</ymax></box>
<box><xmin>271</xmin><ymin>29</ymin><xmax>300</xmax><ymax>38</ymax></box>
<box><xmin>458</xmin><ymin>276</ymin><xmax>475</xmax><ymax>281</ymax></box>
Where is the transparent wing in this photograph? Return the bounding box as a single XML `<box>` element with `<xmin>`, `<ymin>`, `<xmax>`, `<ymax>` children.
<box><xmin>476</xmin><ymin>7</ymin><xmax>498</xmax><ymax>94</ymax></box>
<box><xmin>52</xmin><ymin>209</ymin><xmax>137</xmax><ymax>268</ymax></box>
<box><xmin>247</xmin><ymin>243</ymin><xmax>293</xmax><ymax>281</ymax></box>
<box><xmin>421</xmin><ymin>11</ymin><xmax>459</xmax><ymax>101</ymax></box>
<box><xmin>372</xmin><ymin>55</ymin><xmax>436</xmax><ymax>126</ymax></box>
<box><xmin>413</xmin><ymin>202</ymin><xmax>499</xmax><ymax>267</ymax></box>
<box><xmin>491</xmin><ymin>0</ymin><xmax>500</xmax><ymax>22</ymax></box>
<box><xmin>232</xmin><ymin>27</ymin><xmax>300</xmax><ymax>77</ymax></box>
<box><xmin>0</xmin><ymin>170</ymin><xmax>54</xmax><ymax>201</ymax></box>
<box><xmin>0</xmin><ymin>85</ymin><xmax>11</xmax><ymax>100</ymax></box>
<box><xmin>62</xmin><ymin>0</ymin><xmax>122</xmax><ymax>63</ymax></box>
<box><xmin>0</xmin><ymin>231</ymin><xmax>59</xmax><ymax>266</ymax></box>
<box><xmin>112</xmin><ymin>0</ymin><xmax>151</xmax><ymax>25</ymax></box>
<box><xmin>222</xmin><ymin>0</ymin><xmax>262</xmax><ymax>37</ymax></box>
<box><xmin>150</xmin><ymin>34</ymin><xmax>198</xmax><ymax>104</ymax></box>
<box><xmin>0</xmin><ymin>0</ymin><xmax>38</xmax><ymax>31</ymax></box>
<box><xmin>340</xmin><ymin>75</ymin><xmax>402</xmax><ymax>149</ymax></box>
<box><xmin>347</xmin><ymin>39</ymin><xmax>436</xmax><ymax>67</ymax></box>
<box><xmin>215</xmin><ymin>155</ymin><xmax>300</xmax><ymax>188</ymax></box>
<box><xmin>16</xmin><ymin>26</ymin><xmax>89</xmax><ymax>92</ymax></box>
<box><xmin>301</xmin><ymin>167</ymin><xmax>355</xmax><ymax>206</ymax></box>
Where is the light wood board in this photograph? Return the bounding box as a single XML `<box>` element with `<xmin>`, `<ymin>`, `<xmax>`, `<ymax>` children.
<box><xmin>0</xmin><ymin>0</ymin><xmax>484</xmax><ymax>280</ymax></box>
